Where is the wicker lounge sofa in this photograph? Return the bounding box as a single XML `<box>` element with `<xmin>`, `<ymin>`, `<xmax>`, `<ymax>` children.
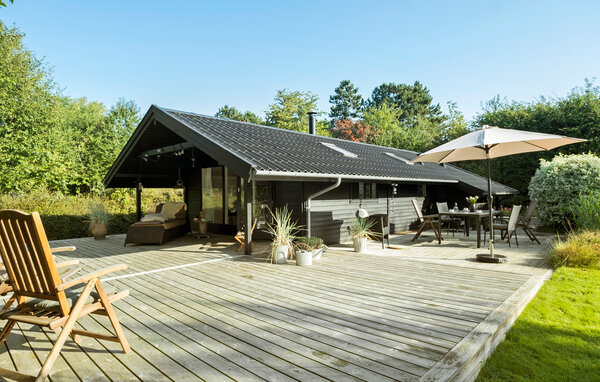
<box><xmin>124</xmin><ymin>202</ymin><xmax>188</xmax><ymax>246</ymax></box>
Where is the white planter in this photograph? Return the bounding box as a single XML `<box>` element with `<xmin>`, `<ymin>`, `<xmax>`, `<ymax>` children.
<box><xmin>353</xmin><ymin>237</ymin><xmax>368</xmax><ymax>253</ymax></box>
<box><xmin>273</xmin><ymin>245</ymin><xmax>288</xmax><ymax>264</ymax></box>
<box><xmin>312</xmin><ymin>247</ymin><xmax>324</xmax><ymax>261</ymax></box>
<box><xmin>296</xmin><ymin>250</ymin><xmax>313</xmax><ymax>266</ymax></box>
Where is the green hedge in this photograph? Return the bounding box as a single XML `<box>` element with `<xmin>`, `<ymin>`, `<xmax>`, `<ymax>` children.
<box><xmin>0</xmin><ymin>188</ymin><xmax>183</xmax><ymax>240</ymax></box>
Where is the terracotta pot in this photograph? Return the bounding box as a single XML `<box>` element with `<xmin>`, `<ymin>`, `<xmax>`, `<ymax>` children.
<box><xmin>90</xmin><ymin>223</ymin><xmax>107</xmax><ymax>240</ymax></box>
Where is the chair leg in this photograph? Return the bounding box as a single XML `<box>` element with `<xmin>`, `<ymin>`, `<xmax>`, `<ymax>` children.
<box><xmin>37</xmin><ymin>280</ymin><xmax>95</xmax><ymax>382</ymax></box>
<box><xmin>507</xmin><ymin>232</ymin><xmax>512</xmax><ymax>248</ymax></box>
<box><xmin>0</xmin><ymin>296</ymin><xmax>15</xmax><ymax>315</ymax></box>
<box><xmin>0</xmin><ymin>320</ymin><xmax>15</xmax><ymax>344</ymax></box>
<box><xmin>95</xmin><ymin>280</ymin><xmax>130</xmax><ymax>353</ymax></box>
<box><xmin>514</xmin><ymin>230</ymin><xmax>519</xmax><ymax>247</ymax></box>
<box><xmin>412</xmin><ymin>221</ymin><xmax>427</xmax><ymax>241</ymax></box>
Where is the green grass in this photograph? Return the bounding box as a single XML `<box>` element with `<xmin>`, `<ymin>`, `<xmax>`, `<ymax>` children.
<box><xmin>477</xmin><ymin>267</ymin><xmax>600</xmax><ymax>381</ymax></box>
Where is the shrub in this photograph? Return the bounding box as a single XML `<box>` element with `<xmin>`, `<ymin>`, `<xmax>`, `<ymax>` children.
<box><xmin>0</xmin><ymin>188</ymin><xmax>183</xmax><ymax>240</ymax></box>
<box><xmin>550</xmin><ymin>230</ymin><xmax>600</xmax><ymax>269</ymax></box>
<box><xmin>529</xmin><ymin>153</ymin><xmax>600</xmax><ymax>227</ymax></box>
<box><xmin>571</xmin><ymin>190</ymin><xmax>600</xmax><ymax>231</ymax></box>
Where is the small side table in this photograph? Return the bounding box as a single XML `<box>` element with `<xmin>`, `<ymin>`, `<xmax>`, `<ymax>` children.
<box><xmin>190</xmin><ymin>220</ymin><xmax>210</xmax><ymax>239</ymax></box>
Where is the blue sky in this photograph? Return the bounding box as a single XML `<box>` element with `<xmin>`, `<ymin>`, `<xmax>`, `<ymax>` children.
<box><xmin>2</xmin><ymin>1</ymin><xmax>599</xmax><ymax>121</ymax></box>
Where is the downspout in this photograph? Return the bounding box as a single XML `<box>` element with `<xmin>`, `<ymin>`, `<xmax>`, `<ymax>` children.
<box><xmin>306</xmin><ymin>177</ymin><xmax>342</xmax><ymax>237</ymax></box>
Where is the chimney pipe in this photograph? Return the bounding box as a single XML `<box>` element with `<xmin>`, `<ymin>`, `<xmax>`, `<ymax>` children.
<box><xmin>307</xmin><ymin>112</ymin><xmax>317</xmax><ymax>135</ymax></box>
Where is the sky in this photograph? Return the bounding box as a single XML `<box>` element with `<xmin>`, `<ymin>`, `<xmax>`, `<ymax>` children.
<box><xmin>2</xmin><ymin>0</ymin><xmax>600</xmax><ymax>121</ymax></box>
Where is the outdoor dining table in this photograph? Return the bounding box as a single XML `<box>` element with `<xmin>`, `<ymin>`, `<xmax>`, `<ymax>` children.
<box><xmin>438</xmin><ymin>209</ymin><xmax>502</xmax><ymax>248</ymax></box>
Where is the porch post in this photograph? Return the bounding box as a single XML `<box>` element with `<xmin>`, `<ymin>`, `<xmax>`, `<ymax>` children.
<box><xmin>244</xmin><ymin>179</ymin><xmax>253</xmax><ymax>255</ymax></box>
<box><xmin>136</xmin><ymin>181</ymin><xmax>142</xmax><ymax>221</ymax></box>
<box><xmin>223</xmin><ymin>167</ymin><xmax>228</xmax><ymax>224</ymax></box>
<box><xmin>236</xmin><ymin>176</ymin><xmax>242</xmax><ymax>230</ymax></box>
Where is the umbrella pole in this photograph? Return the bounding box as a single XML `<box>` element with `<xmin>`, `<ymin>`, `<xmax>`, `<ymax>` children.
<box><xmin>487</xmin><ymin>158</ymin><xmax>494</xmax><ymax>258</ymax></box>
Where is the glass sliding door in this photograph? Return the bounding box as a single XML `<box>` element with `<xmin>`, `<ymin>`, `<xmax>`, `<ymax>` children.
<box><xmin>201</xmin><ymin>167</ymin><xmax>223</xmax><ymax>224</ymax></box>
<box><xmin>227</xmin><ymin>172</ymin><xmax>238</xmax><ymax>225</ymax></box>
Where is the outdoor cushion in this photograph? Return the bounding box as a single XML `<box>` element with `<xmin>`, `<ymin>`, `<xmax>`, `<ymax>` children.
<box><xmin>160</xmin><ymin>202</ymin><xmax>186</xmax><ymax>220</ymax></box>
<box><xmin>22</xmin><ymin>283</ymin><xmax>116</xmax><ymax>311</ymax></box>
<box><xmin>140</xmin><ymin>213</ymin><xmax>167</xmax><ymax>223</ymax></box>
<box><xmin>131</xmin><ymin>219</ymin><xmax>185</xmax><ymax>230</ymax></box>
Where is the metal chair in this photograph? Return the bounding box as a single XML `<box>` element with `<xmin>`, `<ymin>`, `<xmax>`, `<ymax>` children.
<box><xmin>484</xmin><ymin>205</ymin><xmax>522</xmax><ymax>247</ymax></box>
<box><xmin>519</xmin><ymin>199</ymin><xmax>540</xmax><ymax>244</ymax></box>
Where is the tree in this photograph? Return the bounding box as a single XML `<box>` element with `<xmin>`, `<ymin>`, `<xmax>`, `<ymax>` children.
<box><xmin>0</xmin><ymin>0</ymin><xmax>14</xmax><ymax>7</ymax></box>
<box><xmin>369</xmin><ymin>81</ymin><xmax>444</xmax><ymax>125</ymax></box>
<box><xmin>473</xmin><ymin>80</ymin><xmax>600</xmax><ymax>199</ymax></box>
<box><xmin>329</xmin><ymin>80</ymin><xmax>364</xmax><ymax>122</ymax></box>
<box><xmin>0</xmin><ymin>21</ymin><xmax>67</xmax><ymax>192</ymax></box>
<box><xmin>439</xmin><ymin>101</ymin><xmax>470</xmax><ymax>144</ymax></box>
<box><xmin>331</xmin><ymin>119</ymin><xmax>379</xmax><ymax>143</ymax></box>
<box><xmin>215</xmin><ymin>105</ymin><xmax>264</xmax><ymax>125</ymax></box>
<box><xmin>265</xmin><ymin>89</ymin><xmax>319</xmax><ymax>132</ymax></box>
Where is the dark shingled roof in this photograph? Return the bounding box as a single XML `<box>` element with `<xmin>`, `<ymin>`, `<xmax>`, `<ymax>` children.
<box><xmin>104</xmin><ymin>105</ymin><xmax>518</xmax><ymax>195</ymax></box>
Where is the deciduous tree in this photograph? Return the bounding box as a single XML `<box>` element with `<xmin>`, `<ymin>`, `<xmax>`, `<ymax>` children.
<box><xmin>265</xmin><ymin>89</ymin><xmax>319</xmax><ymax>132</ymax></box>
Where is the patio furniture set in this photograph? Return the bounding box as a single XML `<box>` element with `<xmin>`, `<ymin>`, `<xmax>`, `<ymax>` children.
<box><xmin>411</xmin><ymin>198</ymin><xmax>540</xmax><ymax>248</ymax></box>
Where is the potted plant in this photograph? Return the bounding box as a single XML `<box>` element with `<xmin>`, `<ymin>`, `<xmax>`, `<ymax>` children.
<box><xmin>86</xmin><ymin>200</ymin><xmax>111</xmax><ymax>240</ymax></box>
<box><xmin>347</xmin><ymin>216</ymin><xmax>377</xmax><ymax>253</ymax></box>
<box><xmin>309</xmin><ymin>237</ymin><xmax>324</xmax><ymax>261</ymax></box>
<box><xmin>296</xmin><ymin>236</ymin><xmax>325</xmax><ymax>261</ymax></box>
<box><xmin>466</xmin><ymin>196</ymin><xmax>479</xmax><ymax>212</ymax></box>
<box><xmin>294</xmin><ymin>242</ymin><xmax>313</xmax><ymax>266</ymax></box>
<box><xmin>264</xmin><ymin>206</ymin><xmax>301</xmax><ymax>264</ymax></box>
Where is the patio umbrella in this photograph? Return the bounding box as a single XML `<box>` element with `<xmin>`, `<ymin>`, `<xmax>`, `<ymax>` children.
<box><xmin>412</xmin><ymin>125</ymin><xmax>586</xmax><ymax>263</ymax></box>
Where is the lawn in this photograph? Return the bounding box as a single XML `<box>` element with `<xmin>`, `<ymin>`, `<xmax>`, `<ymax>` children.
<box><xmin>477</xmin><ymin>267</ymin><xmax>600</xmax><ymax>381</ymax></box>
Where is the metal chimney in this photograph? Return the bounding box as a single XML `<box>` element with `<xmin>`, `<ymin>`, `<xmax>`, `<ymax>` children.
<box><xmin>307</xmin><ymin>112</ymin><xmax>317</xmax><ymax>135</ymax></box>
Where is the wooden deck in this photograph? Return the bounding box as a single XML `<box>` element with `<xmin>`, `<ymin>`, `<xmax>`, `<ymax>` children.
<box><xmin>0</xmin><ymin>230</ymin><xmax>552</xmax><ymax>381</ymax></box>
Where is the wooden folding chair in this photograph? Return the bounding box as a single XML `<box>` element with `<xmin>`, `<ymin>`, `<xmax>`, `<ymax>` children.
<box><xmin>411</xmin><ymin>200</ymin><xmax>442</xmax><ymax>243</ymax></box>
<box><xmin>519</xmin><ymin>199</ymin><xmax>540</xmax><ymax>244</ymax></box>
<box><xmin>235</xmin><ymin>219</ymin><xmax>257</xmax><ymax>251</ymax></box>
<box><xmin>0</xmin><ymin>210</ymin><xmax>130</xmax><ymax>382</ymax></box>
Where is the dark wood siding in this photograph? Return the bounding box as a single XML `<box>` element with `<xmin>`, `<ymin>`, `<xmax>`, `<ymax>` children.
<box><xmin>305</xmin><ymin>182</ymin><xmax>423</xmax><ymax>244</ymax></box>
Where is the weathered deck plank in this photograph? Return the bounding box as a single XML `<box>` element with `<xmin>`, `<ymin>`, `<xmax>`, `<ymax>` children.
<box><xmin>0</xmin><ymin>232</ymin><xmax>551</xmax><ymax>381</ymax></box>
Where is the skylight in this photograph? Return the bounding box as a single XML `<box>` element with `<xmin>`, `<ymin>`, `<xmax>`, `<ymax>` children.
<box><xmin>321</xmin><ymin>142</ymin><xmax>358</xmax><ymax>158</ymax></box>
<box><xmin>385</xmin><ymin>152</ymin><xmax>414</xmax><ymax>165</ymax></box>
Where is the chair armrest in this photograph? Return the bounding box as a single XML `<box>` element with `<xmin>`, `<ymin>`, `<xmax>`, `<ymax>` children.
<box><xmin>50</xmin><ymin>246</ymin><xmax>76</xmax><ymax>253</ymax></box>
<box><xmin>423</xmin><ymin>214</ymin><xmax>439</xmax><ymax>219</ymax></box>
<box><xmin>56</xmin><ymin>264</ymin><xmax>128</xmax><ymax>291</ymax></box>
<box><xmin>56</xmin><ymin>259</ymin><xmax>80</xmax><ymax>269</ymax></box>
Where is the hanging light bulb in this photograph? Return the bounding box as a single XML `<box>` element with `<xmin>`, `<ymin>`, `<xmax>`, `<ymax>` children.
<box><xmin>174</xmin><ymin>168</ymin><xmax>184</xmax><ymax>196</ymax></box>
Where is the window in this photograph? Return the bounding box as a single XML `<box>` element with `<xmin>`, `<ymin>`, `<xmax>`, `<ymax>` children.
<box><xmin>359</xmin><ymin>182</ymin><xmax>377</xmax><ymax>199</ymax></box>
<box><xmin>385</xmin><ymin>152</ymin><xmax>414</xmax><ymax>165</ymax></box>
<box><xmin>321</xmin><ymin>142</ymin><xmax>358</xmax><ymax>158</ymax></box>
<box><xmin>201</xmin><ymin>167</ymin><xmax>223</xmax><ymax>223</ymax></box>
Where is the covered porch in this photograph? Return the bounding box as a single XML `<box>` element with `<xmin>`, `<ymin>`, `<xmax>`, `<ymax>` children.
<box><xmin>0</xmin><ymin>231</ymin><xmax>552</xmax><ymax>381</ymax></box>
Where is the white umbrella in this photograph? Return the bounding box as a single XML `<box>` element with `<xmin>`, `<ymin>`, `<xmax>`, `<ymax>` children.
<box><xmin>412</xmin><ymin>125</ymin><xmax>586</xmax><ymax>262</ymax></box>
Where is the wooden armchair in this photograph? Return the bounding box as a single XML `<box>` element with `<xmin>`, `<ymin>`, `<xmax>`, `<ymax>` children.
<box><xmin>411</xmin><ymin>199</ymin><xmax>442</xmax><ymax>243</ymax></box>
<box><xmin>235</xmin><ymin>219</ymin><xmax>257</xmax><ymax>251</ymax></box>
<box><xmin>0</xmin><ymin>210</ymin><xmax>130</xmax><ymax>382</ymax></box>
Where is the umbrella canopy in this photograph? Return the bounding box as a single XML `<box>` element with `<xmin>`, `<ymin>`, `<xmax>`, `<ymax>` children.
<box><xmin>412</xmin><ymin>125</ymin><xmax>586</xmax><ymax>262</ymax></box>
<box><xmin>413</xmin><ymin>125</ymin><xmax>586</xmax><ymax>163</ymax></box>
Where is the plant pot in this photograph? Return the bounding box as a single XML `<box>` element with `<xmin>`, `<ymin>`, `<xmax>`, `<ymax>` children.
<box><xmin>469</xmin><ymin>204</ymin><xmax>476</xmax><ymax>212</ymax></box>
<box><xmin>273</xmin><ymin>245</ymin><xmax>288</xmax><ymax>264</ymax></box>
<box><xmin>312</xmin><ymin>247</ymin><xmax>324</xmax><ymax>261</ymax></box>
<box><xmin>90</xmin><ymin>223</ymin><xmax>107</xmax><ymax>240</ymax></box>
<box><xmin>353</xmin><ymin>237</ymin><xmax>368</xmax><ymax>253</ymax></box>
<box><xmin>296</xmin><ymin>250</ymin><xmax>313</xmax><ymax>266</ymax></box>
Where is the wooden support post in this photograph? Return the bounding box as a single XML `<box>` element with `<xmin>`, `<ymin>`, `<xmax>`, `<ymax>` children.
<box><xmin>244</xmin><ymin>179</ymin><xmax>253</xmax><ymax>255</ymax></box>
<box><xmin>236</xmin><ymin>176</ymin><xmax>242</xmax><ymax>231</ymax></box>
<box><xmin>223</xmin><ymin>167</ymin><xmax>228</xmax><ymax>224</ymax></box>
<box><xmin>136</xmin><ymin>182</ymin><xmax>142</xmax><ymax>221</ymax></box>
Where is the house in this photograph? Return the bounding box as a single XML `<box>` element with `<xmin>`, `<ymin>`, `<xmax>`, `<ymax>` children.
<box><xmin>103</xmin><ymin>105</ymin><xmax>517</xmax><ymax>252</ymax></box>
